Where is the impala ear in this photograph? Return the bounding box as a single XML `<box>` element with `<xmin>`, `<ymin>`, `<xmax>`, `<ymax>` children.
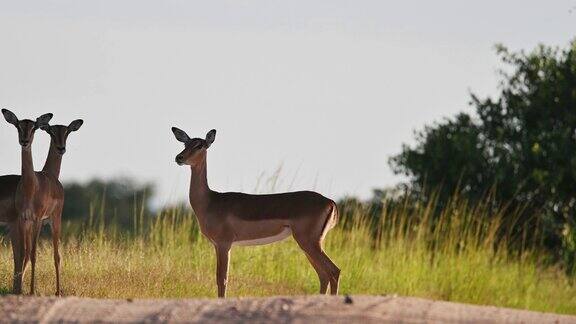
<box><xmin>171</xmin><ymin>127</ymin><xmax>190</xmax><ymax>143</ymax></box>
<box><xmin>2</xmin><ymin>109</ymin><xmax>19</xmax><ymax>126</ymax></box>
<box><xmin>35</xmin><ymin>113</ymin><xmax>53</xmax><ymax>129</ymax></box>
<box><xmin>205</xmin><ymin>129</ymin><xmax>216</xmax><ymax>148</ymax></box>
<box><xmin>68</xmin><ymin>119</ymin><xmax>84</xmax><ymax>132</ymax></box>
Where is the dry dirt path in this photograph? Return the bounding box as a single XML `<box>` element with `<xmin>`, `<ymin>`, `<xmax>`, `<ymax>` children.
<box><xmin>0</xmin><ymin>295</ymin><xmax>574</xmax><ymax>323</ymax></box>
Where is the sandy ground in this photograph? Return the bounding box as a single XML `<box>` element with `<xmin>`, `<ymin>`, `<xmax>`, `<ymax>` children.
<box><xmin>0</xmin><ymin>294</ymin><xmax>574</xmax><ymax>323</ymax></box>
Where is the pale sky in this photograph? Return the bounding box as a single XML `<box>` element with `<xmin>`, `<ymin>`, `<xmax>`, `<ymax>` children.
<box><xmin>0</xmin><ymin>1</ymin><xmax>574</xmax><ymax>206</ymax></box>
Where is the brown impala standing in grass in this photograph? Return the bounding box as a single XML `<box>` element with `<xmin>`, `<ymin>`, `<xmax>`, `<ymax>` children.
<box><xmin>171</xmin><ymin>127</ymin><xmax>340</xmax><ymax>298</ymax></box>
<box><xmin>0</xmin><ymin>109</ymin><xmax>83</xmax><ymax>295</ymax></box>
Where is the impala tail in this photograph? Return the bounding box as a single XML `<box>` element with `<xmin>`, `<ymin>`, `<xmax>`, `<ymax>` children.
<box><xmin>322</xmin><ymin>200</ymin><xmax>339</xmax><ymax>241</ymax></box>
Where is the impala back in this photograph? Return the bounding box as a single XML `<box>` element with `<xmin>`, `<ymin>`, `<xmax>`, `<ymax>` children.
<box><xmin>0</xmin><ymin>175</ymin><xmax>20</xmax><ymax>224</ymax></box>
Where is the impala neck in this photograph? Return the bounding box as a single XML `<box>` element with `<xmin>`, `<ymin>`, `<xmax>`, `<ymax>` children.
<box><xmin>189</xmin><ymin>153</ymin><xmax>212</xmax><ymax>215</ymax></box>
<box><xmin>21</xmin><ymin>146</ymin><xmax>37</xmax><ymax>191</ymax></box>
<box><xmin>42</xmin><ymin>141</ymin><xmax>62</xmax><ymax>178</ymax></box>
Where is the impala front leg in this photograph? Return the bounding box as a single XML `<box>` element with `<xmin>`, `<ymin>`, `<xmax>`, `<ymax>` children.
<box><xmin>51</xmin><ymin>208</ymin><xmax>63</xmax><ymax>296</ymax></box>
<box><xmin>9</xmin><ymin>224</ymin><xmax>24</xmax><ymax>294</ymax></box>
<box><xmin>19</xmin><ymin>220</ymin><xmax>32</xmax><ymax>295</ymax></box>
<box><xmin>215</xmin><ymin>243</ymin><xmax>231</xmax><ymax>298</ymax></box>
<box><xmin>29</xmin><ymin>220</ymin><xmax>42</xmax><ymax>295</ymax></box>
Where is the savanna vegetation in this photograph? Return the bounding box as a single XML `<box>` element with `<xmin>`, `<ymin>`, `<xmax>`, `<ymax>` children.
<box><xmin>0</xmin><ymin>41</ymin><xmax>575</xmax><ymax>314</ymax></box>
<box><xmin>1</xmin><ymin>192</ymin><xmax>575</xmax><ymax>314</ymax></box>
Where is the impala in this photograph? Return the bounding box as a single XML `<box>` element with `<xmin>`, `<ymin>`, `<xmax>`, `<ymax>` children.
<box><xmin>1</xmin><ymin>109</ymin><xmax>83</xmax><ymax>295</ymax></box>
<box><xmin>171</xmin><ymin>127</ymin><xmax>340</xmax><ymax>298</ymax></box>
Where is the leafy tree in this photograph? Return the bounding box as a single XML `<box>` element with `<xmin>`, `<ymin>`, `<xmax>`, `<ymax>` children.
<box><xmin>390</xmin><ymin>40</ymin><xmax>576</xmax><ymax>268</ymax></box>
<box><xmin>390</xmin><ymin>113</ymin><xmax>489</xmax><ymax>204</ymax></box>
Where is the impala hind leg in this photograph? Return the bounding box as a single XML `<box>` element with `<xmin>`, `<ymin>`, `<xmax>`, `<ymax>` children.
<box><xmin>215</xmin><ymin>243</ymin><xmax>231</xmax><ymax>298</ymax></box>
<box><xmin>316</xmin><ymin>248</ymin><xmax>340</xmax><ymax>295</ymax></box>
<box><xmin>292</xmin><ymin>220</ymin><xmax>340</xmax><ymax>295</ymax></box>
<box><xmin>304</xmin><ymin>252</ymin><xmax>330</xmax><ymax>294</ymax></box>
<box><xmin>298</xmin><ymin>242</ymin><xmax>340</xmax><ymax>295</ymax></box>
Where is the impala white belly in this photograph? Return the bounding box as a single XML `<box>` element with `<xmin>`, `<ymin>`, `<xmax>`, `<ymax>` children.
<box><xmin>233</xmin><ymin>227</ymin><xmax>292</xmax><ymax>246</ymax></box>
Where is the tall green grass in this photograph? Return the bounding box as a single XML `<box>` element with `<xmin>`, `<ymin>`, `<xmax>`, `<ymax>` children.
<box><xmin>0</xmin><ymin>194</ymin><xmax>575</xmax><ymax>314</ymax></box>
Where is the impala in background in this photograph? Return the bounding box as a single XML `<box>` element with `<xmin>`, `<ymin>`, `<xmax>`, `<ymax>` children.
<box><xmin>171</xmin><ymin>127</ymin><xmax>340</xmax><ymax>298</ymax></box>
